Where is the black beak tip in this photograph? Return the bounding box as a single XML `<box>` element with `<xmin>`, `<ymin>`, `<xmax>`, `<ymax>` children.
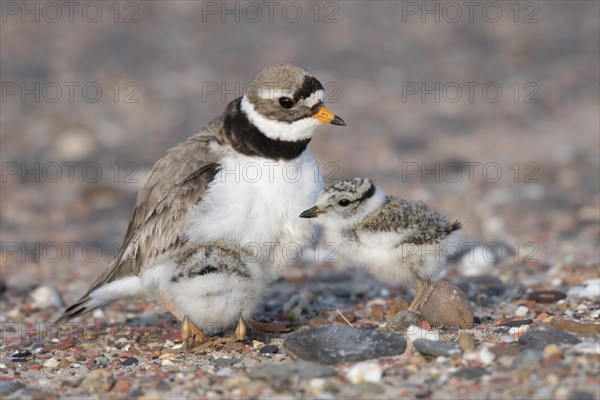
<box><xmin>299</xmin><ymin>206</ymin><xmax>319</xmax><ymax>218</ymax></box>
<box><xmin>331</xmin><ymin>115</ymin><xmax>346</xmax><ymax>126</ymax></box>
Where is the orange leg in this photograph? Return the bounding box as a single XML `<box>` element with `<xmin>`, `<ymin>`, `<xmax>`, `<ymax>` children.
<box><xmin>161</xmin><ymin>292</ymin><xmax>209</xmax><ymax>352</ymax></box>
<box><xmin>234</xmin><ymin>314</ymin><xmax>247</xmax><ymax>341</ymax></box>
<box><xmin>409</xmin><ymin>277</ymin><xmax>431</xmax><ymax>311</ymax></box>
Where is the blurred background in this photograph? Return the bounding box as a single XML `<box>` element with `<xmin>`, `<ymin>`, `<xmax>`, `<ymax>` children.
<box><xmin>1</xmin><ymin>1</ymin><xmax>599</xmax><ymax>307</ymax></box>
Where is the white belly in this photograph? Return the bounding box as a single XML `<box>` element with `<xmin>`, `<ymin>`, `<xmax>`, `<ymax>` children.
<box><xmin>184</xmin><ymin>150</ymin><xmax>322</xmax><ymax>280</ymax></box>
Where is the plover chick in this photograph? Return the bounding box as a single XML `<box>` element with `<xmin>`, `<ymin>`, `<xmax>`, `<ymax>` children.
<box><xmin>300</xmin><ymin>178</ymin><xmax>461</xmax><ymax>310</ymax></box>
<box><xmin>150</xmin><ymin>241</ymin><xmax>265</xmax><ymax>351</ymax></box>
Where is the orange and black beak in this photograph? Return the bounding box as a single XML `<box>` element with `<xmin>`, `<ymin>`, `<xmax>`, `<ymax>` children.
<box><xmin>312</xmin><ymin>106</ymin><xmax>346</xmax><ymax>126</ymax></box>
<box><xmin>299</xmin><ymin>206</ymin><xmax>326</xmax><ymax>218</ymax></box>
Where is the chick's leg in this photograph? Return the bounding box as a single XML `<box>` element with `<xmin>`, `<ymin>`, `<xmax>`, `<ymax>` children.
<box><xmin>234</xmin><ymin>314</ymin><xmax>247</xmax><ymax>341</ymax></box>
<box><xmin>161</xmin><ymin>292</ymin><xmax>208</xmax><ymax>352</ymax></box>
<box><xmin>409</xmin><ymin>277</ymin><xmax>431</xmax><ymax>311</ymax></box>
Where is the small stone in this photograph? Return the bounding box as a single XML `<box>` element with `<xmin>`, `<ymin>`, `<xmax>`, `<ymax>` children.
<box><xmin>478</xmin><ymin>347</ymin><xmax>496</xmax><ymax>365</ymax></box>
<box><xmin>82</xmin><ymin>369</ymin><xmax>115</xmax><ymax>393</ymax></box>
<box><xmin>112</xmin><ymin>378</ymin><xmax>131</xmax><ymax>393</ymax></box>
<box><xmin>40</xmin><ymin>339</ymin><xmax>75</xmax><ymax>353</ymax></box>
<box><xmin>385</xmin><ymin>299</ymin><xmax>409</xmax><ymax>320</ymax></box>
<box><xmin>420</xmin><ymin>280</ymin><xmax>474</xmax><ymax>329</ymax></box>
<box><xmin>156</xmin><ymin>380</ymin><xmax>171</xmax><ymax>391</ymax></box>
<box><xmin>567</xmin><ymin>391</ymin><xmax>596</xmax><ymax>400</ymax></box>
<box><xmin>345</xmin><ymin>362</ymin><xmax>382</xmax><ymax>384</ymax></box>
<box><xmin>370</xmin><ymin>304</ymin><xmax>386</xmax><ymax>321</ymax></box>
<box><xmin>567</xmin><ymin>279</ymin><xmax>600</xmax><ymax>299</ymax></box>
<box><xmin>458</xmin><ymin>330</ymin><xmax>476</xmax><ymax>351</ymax></box>
<box><xmin>25</xmin><ymin>388</ymin><xmax>58</xmax><ymax>400</ymax></box>
<box><xmin>572</xmin><ymin>342</ymin><xmax>600</xmax><ymax>355</ymax></box>
<box><xmin>514</xmin><ymin>306</ymin><xmax>529</xmax><ymax>317</ymax></box>
<box><xmin>247</xmin><ymin>361</ymin><xmax>337</xmax><ymax>380</ymax></box>
<box><xmin>283</xmin><ymin>324</ymin><xmax>406</xmax><ymax>365</ymax></box>
<box><xmin>385</xmin><ymin>310</ymin><xmax>422</xmax><ymax>333</ymax></box>
<box><xmin>120</xmin><ymin>357</ymin><xmax>139</xmax><ymax>366</ymax></box>
<box><xmin>353</xmin><ymin>382</ymin><xmax>386</xmax><ymax>394</ymax></box>
<box><xmin>499</xmin><ymin>319</ymin><xmax>533</xmax><ymax>327</ymax></box>
<box><xmin>0</xmin><ymin>381</ymin><xmax>25</xmax><ymax>396</ymax></box>
<box><xmin>519</xmin><ymin>324</ymin><xmax>581</xmax><ymax>345</ymax></box>
<box><xmin>413</xmin><ymin>339</ymin><xmax>460</xmax><ymax>357</ymax></box>
<box><xmin>454</xmin><ymin>367</ymin><xmax>489</xmax><ymax>380</ymax></box>
<box><xmin>489</xmin><ymin>344</ymin><xmax>521</xmax><ymax>358</ymax></box>
<box><xmin>43</xmin><ymin>358</ymin><xmax>60</xmax><ymax>368</ymax></box>
<box><xmin>513</xmin><ymin>349</ymin><xmax>544</xmax><ymax>369</ymax></box>
<box><xmin>259</xmin><ymin>344</ymin><xmax>279</xmax><ymax>354</ymax></box>
<box><xmin>528</xmin><ymin>290</ymin><xmax>567</xmax><ymax>303</ymax></box>
<box><xmin>29</xmin><ymin>285</ymin><xmax>64</xmax><ymax>310</ymax></box>
<box><xmin>543</xmin><ymin>344</ymin><xmax>560</xmax><ymax>357</ymax></box>
<box><xmin>554</xmin><ymin>319</ymin><xmax>600</xmax><ymax>334</ymax></box>
<box><xmin>11</xmin><ymin>350</ymin><xmax>32</xmax><ymax>360</ymax></box>
<box><xmin>214</xmin><ymin>358</ymin><xmax>240</xmax><ymax>368</ymax></box>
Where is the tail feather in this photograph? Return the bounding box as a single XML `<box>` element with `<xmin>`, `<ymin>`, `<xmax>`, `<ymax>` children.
<box><xmin>55</xmin><ymin>295</ymin><xmax>94</xmax><ymax>324</ymax></box>
<box><xmin>447</xmin><ymin>219</ymin><xmax>462</xmax><ymax>235</ymax></box>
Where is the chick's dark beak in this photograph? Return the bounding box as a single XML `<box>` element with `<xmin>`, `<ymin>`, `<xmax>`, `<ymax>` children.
<box><xmin>299</xmin><ymin>206</ymin><xmax>324</xmax><ymax>218</ymax></box>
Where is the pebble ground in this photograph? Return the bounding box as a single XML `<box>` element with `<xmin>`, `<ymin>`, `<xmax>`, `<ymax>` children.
<box><xmin>1</xmin><ymin>2</ymin><xmax>598</xmax><ymax>399</ymax></box>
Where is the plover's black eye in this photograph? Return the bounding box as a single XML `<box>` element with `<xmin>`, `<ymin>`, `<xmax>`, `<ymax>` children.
<box><xmin>338</xmin><ymin>199</ymin><xmax>351</xmax><ymax>207</ymax></box>
<box><xmin>279</xmin><ymin>97</ymin><xmax>294</xmax><ymax>109</ymax></box>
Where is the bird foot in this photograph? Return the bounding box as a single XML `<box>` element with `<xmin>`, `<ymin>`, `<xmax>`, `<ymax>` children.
<box><xmin>409</xmin><ymin>278</ymin><xmax>431</xmax><ymax>311</ymax></box>
<box><xmin>182</xmin><ymin>315</ymin><xmax>210</xmax><ymax>353</ymax></box>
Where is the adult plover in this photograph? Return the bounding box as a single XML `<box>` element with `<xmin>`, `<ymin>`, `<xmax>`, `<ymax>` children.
<box><xmin>58</xmin><ymin>64</ymin><xmax>345</xmax><ymax>341</ymax></box>
<box><xmin>300</xmin><ymin>178</ymin><xmax>461</xmax><ymax>310</ymax></box>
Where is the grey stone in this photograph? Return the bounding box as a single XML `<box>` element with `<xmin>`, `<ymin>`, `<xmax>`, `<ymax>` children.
<box><xmin>214</xmin><ymin>358</ymin><xmax>240</xmax><ymax>367</ymax></box>
<box><xmin>568</xmin><ymin>391</ymin><xmax>596</xmax><ymax>400</ymax></box>
<box><xmin>283</xmin><ymin>324</ymin><xmax>407</xmax><ymax>365</ymax></box>
<box><xmin>0</xmin><ymin>381</ymin><xmax>25</xmax><ymax>396</ymax></box>
<box><xmin>519</xmin><ymin>324</ymin><xmax>581</xmax><ymax>345</ymax></box>
<box><xmin>247</xmin><ymin>361</ymin><xmax>337</xmax><ymax>380</ymax></box>
<box><xmin>353</xmin><ymin>382</ymin><xmax>385</xmax><ymax>394</ymax></box>
<box><xmin>259</xmin><ymin>344</ymin><xmax>279</xmax><ymax>354</ymax></box>
<box><xmin>413</xmin><ymin>339</ymin><xmax>460</xmax><ymax>357</ymax></box>
<box><xmin>512</xmin><ymin>349</ymin><xmax>544</xmax><ymax>369</ymax></box>
<box><xmin>156</xmin><ymin>380</ymin><xmax>171</xmax><ymax>391</ymax></box>
<box><xmin>385</xmin><ymin>310</ymin><xmax>422</xmax><ymax>333</ymax></box>
<box><xmin>454</xmin><ymin>367</ymin><xmax>489</xmax><ymax>380</ymax></box>
<box><xmin>120</xmin><ymin>357</ymin><xmax>139</xmax><ymax>366</ymax></box>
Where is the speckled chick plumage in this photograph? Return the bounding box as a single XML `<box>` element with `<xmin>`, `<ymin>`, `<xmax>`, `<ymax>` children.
<box><xmin>157</xmin><ymin>242</ymin><xmax>266</xmax><ymax>335</ymax></box>
<box><xmin>302</xmin><ymin>178</ymin><xmax>461</xmax><ymax>286</ymax></box>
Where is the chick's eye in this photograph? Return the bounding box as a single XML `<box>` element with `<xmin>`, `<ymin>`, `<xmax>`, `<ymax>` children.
<box><xmin>279</xmin><ymin>97</ymin><xmax>294</xmax><ymax>109</ymax></box>
<box><xmin>338</xmin><ymin>199</ymin><xmax>351</xmax><ymax>207</ymax></box>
